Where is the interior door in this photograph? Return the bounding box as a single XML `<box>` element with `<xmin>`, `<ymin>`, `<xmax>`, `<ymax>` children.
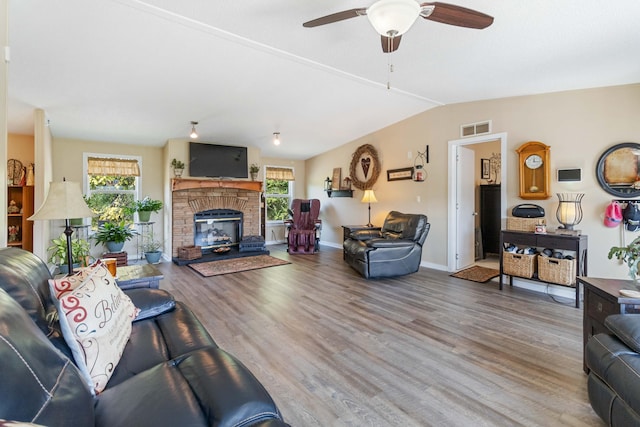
<box><xmin>456</xmin><ymin>146</ymin><xmax>476</xmax><ymax>270</ymax></box>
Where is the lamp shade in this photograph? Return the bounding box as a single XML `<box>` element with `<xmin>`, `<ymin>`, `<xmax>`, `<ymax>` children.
<box><xmin>28</xmin><ymin>181</ymin><xmax>95</xmax><ymax>221</ymax></box>
<box><xmin>361</xmin><ymin>189</ymin><xmax>378</xmax><ymax>204</ymax></box>
<box><xmin>367</xmin><ymin>0</ymin><xmax>421</xmax><ymax>37</ymax></box>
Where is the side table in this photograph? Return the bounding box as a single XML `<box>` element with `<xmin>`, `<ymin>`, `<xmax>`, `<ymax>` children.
<box><xmin>116</xmin><ymin>263</ymin><xmax>164</xmax><ymax>290</ymax></box>
<box><xmin>341</xmin><ymin>225</ymin><xmax>381</xmax><ymax>260</ymax></box>
<box><xmin>578</xmin><ymin>276</ymin><xmax>640</xmax><ymax>373</ymax></box>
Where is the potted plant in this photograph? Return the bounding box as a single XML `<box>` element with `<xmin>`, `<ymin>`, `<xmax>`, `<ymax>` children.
<box><xmin>609</xmin><ymin>235</ymin><xmax>640</xmax><ymax>282</ymax></box>
<box><xmin>127</xmin><ymin>196</ymin><xmax>163</xmax><ymax>222</ymax></box>
<box><xmin>142</xmin><ymin>237</ymin><xmax>163</xmax><ymax>264</ymax></box>
<box><xmin>48</xmin><ymin>235</ymin><xmax>92</xmax><ymax>274</ymax></box>
<box><xmin>250</xmin><ymin>163</ymin><xmax>260</xmax><ymax>181</ymax></box>
<box><xmin>93</xmin><ymin>221</ymin><xmax>137</xmax><ymax>253</ymax></box>
<box><xmin>171</xmin><ymin>158</ymin><xmax>185</xmax><ymax>178</ymax></box>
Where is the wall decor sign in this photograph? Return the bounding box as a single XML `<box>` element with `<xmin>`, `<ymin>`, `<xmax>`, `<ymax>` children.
<box><xmin>349</xmin><ymin>144</ymin><xmax>381</xmax><ymax>190</ymax></box>
<box><xmin>596</xmin><ymin>142</ymin><xmax>640</xmax><ymax>197</ymax></box>
<box><xmin>387</xmin><ymin>167</ymin><xmax>414</xmax><ymax>181</ymax></box>
<box><xmin>331</xmin><ymin>168</ymin><xmax>341</xmax><ymax>190</ymax></box>
<box><xmin>481</xmin><ymin>158</ymin><xmax>490</xmax><ymax>179</ymax></box>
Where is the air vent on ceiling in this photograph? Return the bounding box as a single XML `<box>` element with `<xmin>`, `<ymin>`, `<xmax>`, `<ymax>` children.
<box><xmin>460</xmin><ymin>120</ymin><xmax>492</xmax><ymax>138</ymax></box>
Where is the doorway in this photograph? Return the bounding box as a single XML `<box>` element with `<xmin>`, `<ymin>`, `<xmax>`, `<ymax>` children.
<box><xmin>447</xmin><ymin>132</ymin><xmax>507</xmax><ymax>272</ymax></box>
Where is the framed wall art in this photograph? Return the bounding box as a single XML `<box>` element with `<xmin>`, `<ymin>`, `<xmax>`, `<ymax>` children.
<box><xmin>387</xmin><ymin>167</ymin><xmax>414</xmax><ymax>181</ymax></box>
<box><xmin>596</xmin><ymin>142</ymin><xmax>640</xmax><ymax>197</ymax></box>
<box><xmin>481</xmin><ymin>158</ymin><xmax>490</xmax><ymax>179</ymax></box>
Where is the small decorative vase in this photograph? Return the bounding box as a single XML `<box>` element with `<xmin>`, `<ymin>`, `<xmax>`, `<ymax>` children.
<box><xmin>174</xmin><ymin>168</ymin><xmax>183</xmax><ymax>178</ymax></box>
<box><xmin>138</xmin><ymin>211</ymin><xmax>152</xmax><ymax>222</ymax></box>
<box><xmin>250</xmin><ymin>172</ymin><xmax>257</xmax><ymax>181</ymax></box>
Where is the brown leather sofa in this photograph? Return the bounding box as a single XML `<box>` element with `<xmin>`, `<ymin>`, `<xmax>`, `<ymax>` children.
<box><xmin>0</xmin><ymin>247</ymin><xmax>289</xmax><ymax>427</ymax></box>
<box><xmin>343</xmin><ymin>211</ymin><xmax>430</xmax><ymax>279</ymax></box>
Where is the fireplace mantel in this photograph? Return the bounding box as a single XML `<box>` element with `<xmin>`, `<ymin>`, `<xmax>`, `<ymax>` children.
<box><xmin>172</xmin><ymin>179</ymin><xmax>262</xmax><ymax>192</ymax></box>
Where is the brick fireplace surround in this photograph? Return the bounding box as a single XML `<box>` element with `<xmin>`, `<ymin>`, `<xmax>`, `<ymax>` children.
<box><xmin>171</xmin><ymin>179</ymin><xmax>262</xmax><ymax>258</ymax></box>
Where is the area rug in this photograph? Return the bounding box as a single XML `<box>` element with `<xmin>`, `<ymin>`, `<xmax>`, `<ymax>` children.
<box><xmin>450</xmin><ymin>265</ymin><xmax>500</xmax><ymax>283</ymax></box>
<box><xmin>188</xmin><ymin>255</ymin><xmax>290</xmax><ymax>277</ymax></box>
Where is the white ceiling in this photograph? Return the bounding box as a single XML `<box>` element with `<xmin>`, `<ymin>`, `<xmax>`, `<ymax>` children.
<box><xmin>7</xmin><ymin>0</ymin><xmax>640</xmax><ymax>159</ymax></box>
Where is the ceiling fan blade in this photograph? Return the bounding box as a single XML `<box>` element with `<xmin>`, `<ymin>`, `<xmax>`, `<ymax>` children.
<box><xmin>381</xmin><ymin>35</ymin><xmax>402</xmax><ymax>53</ymax></box>
<box><xmin>421</xmin><ymin>2</ymin><xmax>494</xmax><ymax>29</ymax></box>
<box><xmin>303</xmin><ymin>8</ymin><xmax>367</xmax><ymax>28</ymax></box>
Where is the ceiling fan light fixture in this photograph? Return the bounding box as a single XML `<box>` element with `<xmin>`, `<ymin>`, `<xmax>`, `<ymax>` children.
<box><xmin>366</xmin><ymin>0</ymin><xmax>420</xmax><ymax>37</ymax></box>
<box><xmin>273</xmin><ymin>132</ymin><xmax>280</xmax><ymax>146</ymax></box>
<box><xmin>189</xmin><ymin>121</ymin><xmax>198</xmax><ymax>139</ymax></box>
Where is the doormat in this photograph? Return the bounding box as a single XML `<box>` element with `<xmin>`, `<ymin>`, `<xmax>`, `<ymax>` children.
<box><xmin>188</xmin><ymin>255</ymin><xmax>290</xmax><ymax>277</ymax></box>
<box><xmin>450</xmin><ymin>265</ymin><xmax>500</xmax><ymax>283</ymax></box>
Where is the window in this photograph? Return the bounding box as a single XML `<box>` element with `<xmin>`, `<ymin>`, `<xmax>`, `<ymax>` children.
<box><xmin>83</xmin><ymin>154</ymin><xmax>141</xmax><ymax>228</ymax></box>
<box><xmin>265</xmin><ymin>166</ymin><xmax>294</xmax><ymax>222</ymax></box>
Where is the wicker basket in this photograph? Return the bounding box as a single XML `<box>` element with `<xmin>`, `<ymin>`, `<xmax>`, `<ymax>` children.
<box><xmin>178</xmin><ymin>245</ymin><xmax>202</xmax><ymax>260</ymax></box>
<box><xmin>506</xmin><ymin>217</ymin><xmax>546</xmax><ymax>232</ymax></box>
<box><xmin>503</xmin><ymin>252</ymin><xmax>537</xmax><ymax>279</ymax></box>
<box><xmin>538</xmin><ymin>256</ymin><xmax>576</xmax><ymax>286</ymax></box>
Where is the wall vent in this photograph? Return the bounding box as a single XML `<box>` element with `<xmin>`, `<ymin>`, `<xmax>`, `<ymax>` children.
<box><xmin>460</xmin><ymin>120</ymin><xmax>492</xmax><ymax>138</ymax></box>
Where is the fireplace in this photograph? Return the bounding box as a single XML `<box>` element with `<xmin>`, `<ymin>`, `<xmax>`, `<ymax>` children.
<box><xmin>171</xmin><ymin>179</ymin><xmax>262</xmax><ymax>258</ymax></box>
<box><xmin>194</xmin><ymin>209</ymin><xmax>243</xmax><ymax>254</ymax></box>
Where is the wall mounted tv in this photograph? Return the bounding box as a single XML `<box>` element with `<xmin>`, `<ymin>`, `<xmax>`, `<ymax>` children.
<box><xmin>189</xmin><ymin>142</ymin><xmax>248</xmax><ymax>178</ymax></box>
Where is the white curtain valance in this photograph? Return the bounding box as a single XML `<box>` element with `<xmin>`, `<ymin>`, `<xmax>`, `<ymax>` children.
<box><xmin>87</xmin><ymin>157</ymin><xmax>140</xmax><ymax>177</ymax></box>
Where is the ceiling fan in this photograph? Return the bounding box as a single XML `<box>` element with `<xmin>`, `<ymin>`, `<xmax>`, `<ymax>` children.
<box><xmin>303</xmin><ymin>0</ymin><xmax>494</xmax><ymax>53</ymax></box>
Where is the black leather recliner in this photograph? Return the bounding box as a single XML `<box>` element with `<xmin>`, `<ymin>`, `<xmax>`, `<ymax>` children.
<box><xmin>343</xmin><ymin>211</ymin><xmax>430</xmax><ymax>279</ymax></box>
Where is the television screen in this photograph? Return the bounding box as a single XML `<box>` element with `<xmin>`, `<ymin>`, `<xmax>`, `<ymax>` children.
<box><xmin>189</xmin><ymin>143</ymin><xmax>248</xmax><ymax>178</ymax></box>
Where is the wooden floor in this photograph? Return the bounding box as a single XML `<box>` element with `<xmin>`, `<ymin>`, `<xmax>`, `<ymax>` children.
<box><xmin>154</xmin><ymin>245</ymin><xmax>604</xmax><ymax>427</ymax></box>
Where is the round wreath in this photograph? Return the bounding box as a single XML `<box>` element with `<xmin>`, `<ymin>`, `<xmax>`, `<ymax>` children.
<box><xmin>349</xmin><ymin>144</ymin><xmax>381</xmax><ymax>190</ymax></box>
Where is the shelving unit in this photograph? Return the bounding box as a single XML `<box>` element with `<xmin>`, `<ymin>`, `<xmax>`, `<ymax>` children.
<box><xmin>7</xmin><ymin>185</ymin><xmax>35</xmax><ymax>252</ymax></box>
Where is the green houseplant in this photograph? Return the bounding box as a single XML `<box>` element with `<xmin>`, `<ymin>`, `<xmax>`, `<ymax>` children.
<box><xmin>93</xmin><ymin>221</ymin><xmax>137</xmax><ymax>253</ymax></box>
<box><xmin>608</xmin><ymin>235</ymin><xmax>640</xmax><ymax>281</ymax></box>
<box><xmin>171</xmin><ymin>158</ymin><xmax>185</xmax><ymax>178</ymax></box>
<box><xmin>142</xmin><ymin>236</ymin><xmax>163</xmax><ymax>264</ymax></box>
<box><xmin>127</xmin><ymin>196</ymin><xmax>163</xmax><ymax>222</ymax></box>
<box><xmin>250</xmin><ymin>163</ymin><xmax>260</xmax><ymax>181</ymax></box>
<box><xmin>48</xmin><ymin>235</ymin><xmax>92</xmax><ymax>274</ymax></box>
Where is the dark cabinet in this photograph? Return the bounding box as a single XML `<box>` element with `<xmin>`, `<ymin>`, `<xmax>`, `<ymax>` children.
<box><xmin>479</xmin><ymin>184</ymin><xmax>501</xmax><ymax>258</ymax></box>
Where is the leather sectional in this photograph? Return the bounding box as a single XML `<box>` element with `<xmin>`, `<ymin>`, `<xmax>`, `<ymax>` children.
<box><xmin>0</xmin><ymin>247</ymin><xmax>289</xmax><ymax>427</ymax></box>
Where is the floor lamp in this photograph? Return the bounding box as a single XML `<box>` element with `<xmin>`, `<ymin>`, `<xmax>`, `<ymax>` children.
<box><xmin>28</xmin><ymin>179</ymin><xmax>95</xmax><ymax>275</ymax></box>
<box><xmin>361</xmin><ymin>189</ymin><xmax>378</xmax><ymax>227</ymax></box>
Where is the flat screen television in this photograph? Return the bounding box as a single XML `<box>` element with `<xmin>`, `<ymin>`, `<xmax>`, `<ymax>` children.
<box><xmin>189</xmin><ymin>142</ymin><xmax>248</xmax><ymax>178</ymax></box>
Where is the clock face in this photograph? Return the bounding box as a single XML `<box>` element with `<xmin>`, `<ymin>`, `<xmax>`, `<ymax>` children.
<box><xmin>525</xmin><ymin>154</ymin><xmax>543</xmax><ymax>169</ymax></box>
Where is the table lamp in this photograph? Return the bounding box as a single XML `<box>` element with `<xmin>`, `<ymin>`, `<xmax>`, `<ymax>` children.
<box><xmin>28</xmin><ymin>179</ymin><xmax>95</xmax><ymax>274</ymax></box>
<box><xmin>361</xmin><ymin>189</ymin><xmax>378</xmax><ymax>227</ymax></box>
<box><xmin>556</xmin><ymin>192</ymin><xmax>584</xmax><ymax>235</ymax></box>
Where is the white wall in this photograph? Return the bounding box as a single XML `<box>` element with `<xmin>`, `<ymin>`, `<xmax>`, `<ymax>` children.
<box><xmin>307</xmin><ymin>84</ymin><xmax>640</xmax><ymax>279</ymax></box>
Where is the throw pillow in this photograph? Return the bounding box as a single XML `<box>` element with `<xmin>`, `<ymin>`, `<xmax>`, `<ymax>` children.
<box><xmin>54</xmin><ymin>260</ymin><xmax>138</xmax><ymax>394</ymax></box>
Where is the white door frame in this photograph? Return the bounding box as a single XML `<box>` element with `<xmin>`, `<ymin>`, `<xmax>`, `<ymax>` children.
<box><xmin>447</xmin><ymin>132</ymin><xmax>508</xmax><ymax>272</ymax></box>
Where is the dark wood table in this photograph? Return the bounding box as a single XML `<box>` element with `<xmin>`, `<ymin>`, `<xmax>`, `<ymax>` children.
<box><xmin>578</xmin><ymin>276</ymin><xmax>640</xmax><ymax>372</ymax></box>
<box><xmin>500</xmin><ymin>230</ymin><xmax>588</xmax><ymax>308</ymax></box>
<box><xmin>116</xmin><ymin>263</ymin><xmax>164</xmax><ymax>290</ymax></box>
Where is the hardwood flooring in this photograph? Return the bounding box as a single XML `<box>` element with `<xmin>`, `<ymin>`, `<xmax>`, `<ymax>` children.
<box><xmin>154</xmin><ymin>245</ymin><xmax>603</xmax><ymax>426</ymax></box>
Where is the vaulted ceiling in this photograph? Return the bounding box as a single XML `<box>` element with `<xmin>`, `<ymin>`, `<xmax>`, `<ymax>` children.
<box><xmin>7</xmin><ymin>0</ymin><xmax>640</xmax><ymax>159</ymax></box>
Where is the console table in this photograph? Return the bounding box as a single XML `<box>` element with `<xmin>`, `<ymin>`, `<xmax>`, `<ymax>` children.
<box><xmin>499</xmin><ymin>230</ymin><xmax>588</xmax><ymax>308</ymax></box>
<box><xmin>578</xmin><ymin>276</ymin><xmax>640</xmax><ymax>373</ymax></box>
